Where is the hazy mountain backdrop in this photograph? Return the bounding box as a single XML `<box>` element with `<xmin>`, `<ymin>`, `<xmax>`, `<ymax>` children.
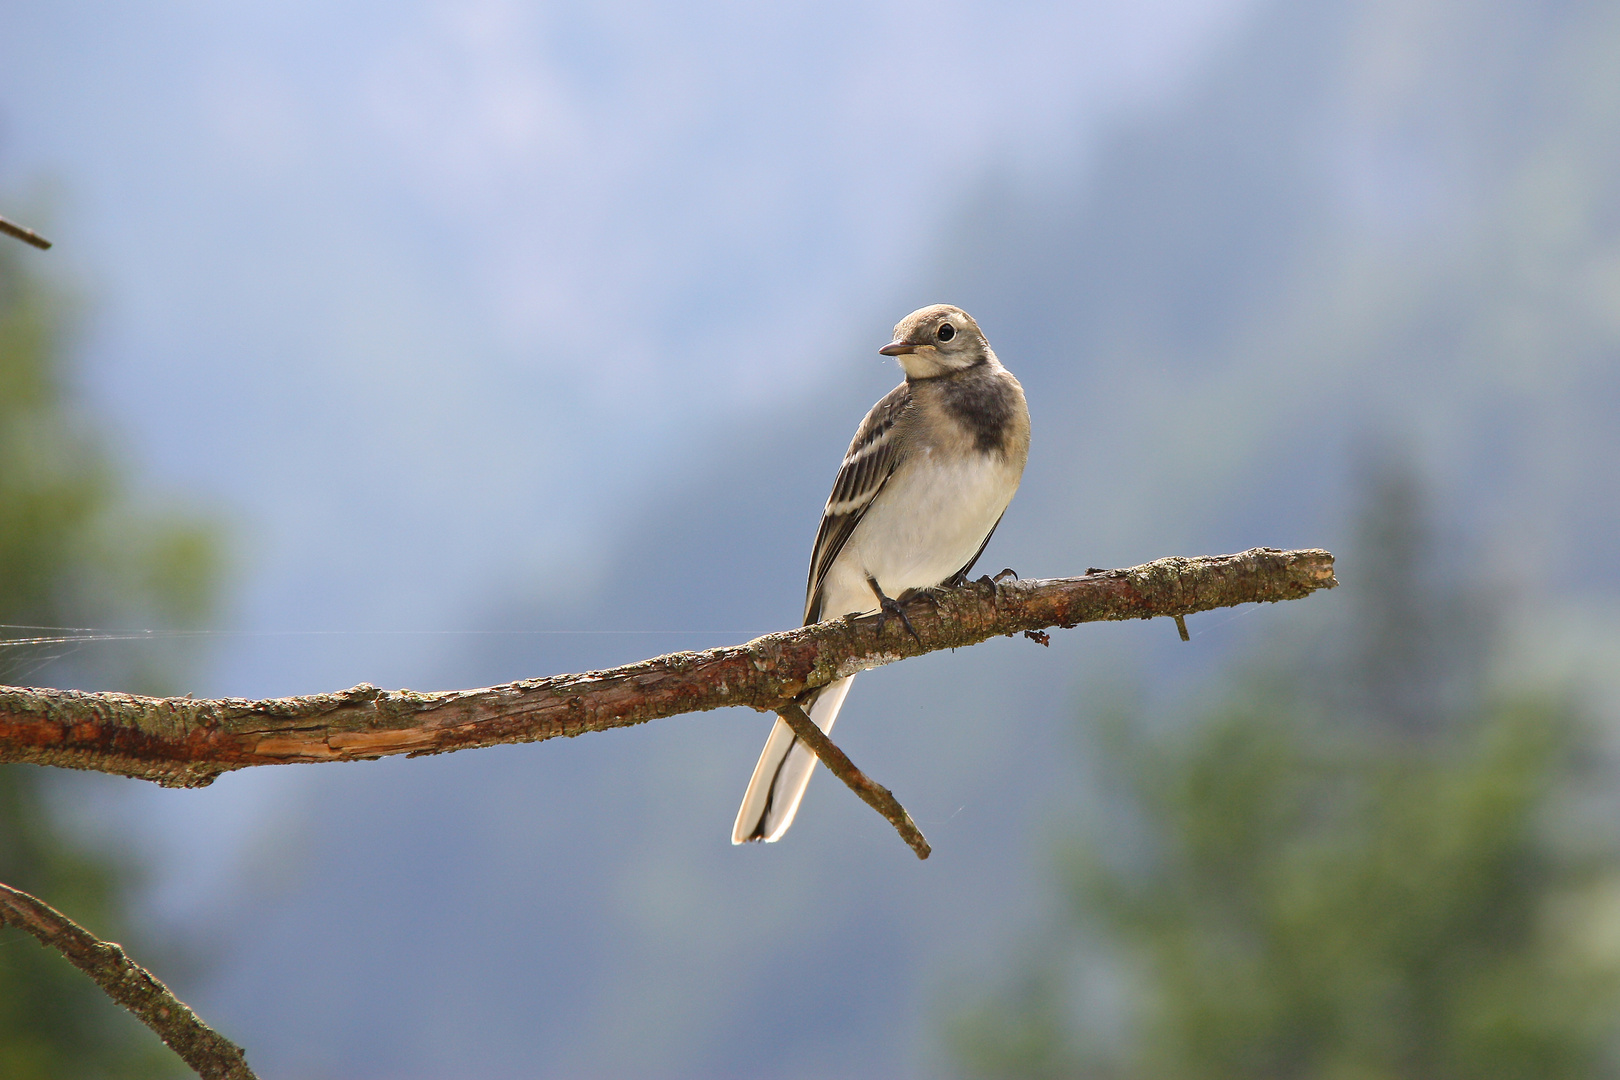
<box><xmin>10</xmin><ymin>0</ymin><xmax>1620</xmax><ymax>1076</ymax></box>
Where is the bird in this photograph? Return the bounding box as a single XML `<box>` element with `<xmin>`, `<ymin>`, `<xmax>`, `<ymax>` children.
<box><xmin>732</xmin><ymin>304</ymin><xmax>1030</xmax><ymax>844</ymax></box>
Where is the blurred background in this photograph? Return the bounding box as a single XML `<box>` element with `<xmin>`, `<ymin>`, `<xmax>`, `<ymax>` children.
<box><xmin>4</xmin><ymin>0</ymin><xmax>1620</xmax><ymax>1076</ymax></box>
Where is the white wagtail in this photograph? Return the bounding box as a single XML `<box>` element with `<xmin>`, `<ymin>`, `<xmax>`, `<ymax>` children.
<box><xmin>733</xmin><ymin>304</ymin><xmax>1030</xmax><ymax>844</ymax></box>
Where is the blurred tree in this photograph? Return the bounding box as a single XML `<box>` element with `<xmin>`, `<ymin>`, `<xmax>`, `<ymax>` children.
<box><xmin>951</xmin><ymin>461</ymin><xmax>1620</xmax><ymax>1080</ymax></box>
<box><xmin>0</xmin><ymin>233</ymin><xmax>220</xmax><ymax>1077</ymax></box>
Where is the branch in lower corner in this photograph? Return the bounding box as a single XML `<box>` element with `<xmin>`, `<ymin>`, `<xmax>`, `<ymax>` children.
<box><xmin>0</xmin><ymin>882</ymin><xmax>257</xmax><ymax>1080</ymax></box>
<box><xmin>775</xmin><ymin>700</ymin><xmax>931</xmax><ymax>860</ymax></box>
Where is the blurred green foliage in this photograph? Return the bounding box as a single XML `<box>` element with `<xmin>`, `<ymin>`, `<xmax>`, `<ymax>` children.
<box><xmin>0</xmin><ymin>240</ymin><xmax>220</xmax><ymax>692</ymax></box>
<box><xmin>0</xmin><ymin>235</ymin><xmax>221</xmax><ymax>1077</ymax></box>
<box><xmin>0</xmin><ymin>769</ymin><xmax>181</xmax><ymax>1079</ymax></box>
<box><xmin>952</xmin><ymin>465</ymin><xmax>1620</xmax><ymax>1079</ymax></box>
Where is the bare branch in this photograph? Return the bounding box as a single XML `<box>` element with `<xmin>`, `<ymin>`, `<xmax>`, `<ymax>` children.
<box><xmin>0</xmin><ymin>213</ymin><xmax>52</xmax><ymax>249</ymax></box>
<box><xmin>0</xmin><ymin>881</ymin><xmax>256</xmax><ymax>1080</ymax></box>
<box><xmin>0</xmin><ymin>547</ymin><xmax>1336</xmax><ymax>786</ymax></box>
<box><xmin>776</xmin><ymin>701</ymin><xmax>931</xmax><ymax>860</ymax></box>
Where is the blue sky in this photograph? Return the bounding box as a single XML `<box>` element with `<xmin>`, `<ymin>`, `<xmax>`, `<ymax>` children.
<box><xmin>4</xmin><ymin>5</ymin><xmax>1269</xmax><ymax>1074</ymax></box>
<box><xmin>1</xmin><ymin>0</ymin><xmax>1248</xmax><ymax>692</ymax></box>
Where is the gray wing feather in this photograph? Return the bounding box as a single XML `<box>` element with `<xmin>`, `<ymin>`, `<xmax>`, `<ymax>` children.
<box><xmin>803</xmin><ymin>382</ymin><xmax>911</xmax><ymax>624</ymax></box>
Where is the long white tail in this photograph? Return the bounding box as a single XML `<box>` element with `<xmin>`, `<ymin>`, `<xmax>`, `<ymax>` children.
<box><xmin>731</xmin><ymin>675</ymin><xmax>855</xmax><ymax>843</ymax></box>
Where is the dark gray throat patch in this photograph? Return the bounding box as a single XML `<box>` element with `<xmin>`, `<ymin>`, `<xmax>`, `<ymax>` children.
<box><xmin>937</xmin><ymin>367</ymin><xmax>1017</xmax><ymax>453</ymax></box>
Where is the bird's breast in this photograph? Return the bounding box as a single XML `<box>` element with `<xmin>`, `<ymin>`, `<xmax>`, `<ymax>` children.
<box><xmin>840</xmin><ymin>450</ymin><xmax>1023</xmax><ymax>603</ymax></box>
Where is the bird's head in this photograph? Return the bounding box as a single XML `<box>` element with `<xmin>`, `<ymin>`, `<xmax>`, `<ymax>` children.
<box><xmin>879</xmin><ymin>304</ymin><xmax>992</xmax><ymax>379</ymax></box>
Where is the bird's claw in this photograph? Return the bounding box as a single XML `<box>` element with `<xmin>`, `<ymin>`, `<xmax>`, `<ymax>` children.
<box><xmin>976</xmin><ymin>567</ymin><xmax>1020</xmax><ymax>594</ymax></box>
<box><xmin>867</xmin><ymin>575</ymin><xmax>924</xmax><ymax>645</ymax></box>
<box><xmin>876</xmin><ymin>595</ymin><xmax>922</xmax><ymax>644</ymax></box>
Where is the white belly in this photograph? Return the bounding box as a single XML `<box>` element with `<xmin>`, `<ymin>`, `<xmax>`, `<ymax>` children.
<box><xmin>818</xmin><ymin>450</ymin><xmax>1021</xmax><ymax>618</ymax></box>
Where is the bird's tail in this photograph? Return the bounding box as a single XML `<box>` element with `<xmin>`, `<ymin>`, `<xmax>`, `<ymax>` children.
<box><xmin>731</xmin><ymin>675</ymin><xmax>855</xmax><ymax>844</ymax></box>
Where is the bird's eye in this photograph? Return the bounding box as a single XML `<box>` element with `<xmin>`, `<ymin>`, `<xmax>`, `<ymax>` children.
<box><xmin>937</xmin><ymin>323</ymin><xmax>956</xmax><ymax>342</ymax></box>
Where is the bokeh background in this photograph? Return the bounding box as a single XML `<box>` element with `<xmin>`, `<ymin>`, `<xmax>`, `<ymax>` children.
<box><xmin>5</xmin><ymin>0</ymin><xmax>1620</xmax><ymax>1076</ymax></box>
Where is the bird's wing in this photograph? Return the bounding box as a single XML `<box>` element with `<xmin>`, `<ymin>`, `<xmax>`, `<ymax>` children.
<box><xmin>804</xmin><ymin>382</ymin><xmax>912</xmax><ymax>624</ymax></box>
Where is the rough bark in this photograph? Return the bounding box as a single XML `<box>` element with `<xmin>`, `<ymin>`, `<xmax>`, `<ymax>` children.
<box><xmin>0</xmin><ymin>547</ymin><xmax>1335</xmax><ymax>787</ymax></box>
<box><xmin>0</xmin><ymin>882</ymin><xmax>256</xmax><ymax>1079</ymax></box>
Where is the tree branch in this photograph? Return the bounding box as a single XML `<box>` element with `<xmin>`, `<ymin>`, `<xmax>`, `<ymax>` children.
<box><xmin>0</xmin><ymin>547</ymin><xmax>1335</xmax><ymax>787</ymax></box>
<box><xmin>0</xmin><ymin>881</ymin><xmax>256</xmax><ymax>1080</ymax></box>
<box><xmin>0</xmin><ymin>213</ymin><xmax>52</xmax><ymax>249</ymax></box>
<box><xmin>776</xmin><ymin>700</ymin><xmax>932</xmax><ymax>859</ymax></box>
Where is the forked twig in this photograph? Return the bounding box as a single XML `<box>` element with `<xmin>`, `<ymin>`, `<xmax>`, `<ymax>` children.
<box><xmin>776</xmin><ymin>700</ymin><xmax>931</xmax><ymax>859</ymax></box>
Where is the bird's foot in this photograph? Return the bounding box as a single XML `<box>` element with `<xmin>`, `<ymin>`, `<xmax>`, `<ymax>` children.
<box><xmin>976</xmin><ymin>567</ymin><xmax>1020</xmax><ymax>593</ymax></box>
<box><xmin>867</xmin><ymin>575</ymin><xmax>923</xmax><ymax>645</ymax></box>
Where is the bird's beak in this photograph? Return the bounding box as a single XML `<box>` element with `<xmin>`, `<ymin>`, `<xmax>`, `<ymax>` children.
<box><xmin>879</xmin><ymin>340</ymin><xmax>918</xmax><ymax>356</ymax></box>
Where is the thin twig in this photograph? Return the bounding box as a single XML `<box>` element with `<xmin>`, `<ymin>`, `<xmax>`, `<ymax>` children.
<box><xmin>776</xmin><ymin>700</ymin><xmax>930</xmax><ymax>859</ymax></box>
<box><xmin>0</xmin><ymin>214</ymin><xmax>52</xmax><ymax>250</ymax></box>
<box><xmin>0</xmin><ymin>882</ymin><xmax>256</xmax><ymax>1080</ymax></box>
<box><xmin>0</xmin><ymin>547</ymin><xmax>1337</xmax><ymax>786</ymax></box>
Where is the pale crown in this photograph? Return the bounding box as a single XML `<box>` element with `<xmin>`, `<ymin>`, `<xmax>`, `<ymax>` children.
<box><xmin>879</xmin><ymin>304</ymin><xmax>995</xmax><ymax>380</ymax></box>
